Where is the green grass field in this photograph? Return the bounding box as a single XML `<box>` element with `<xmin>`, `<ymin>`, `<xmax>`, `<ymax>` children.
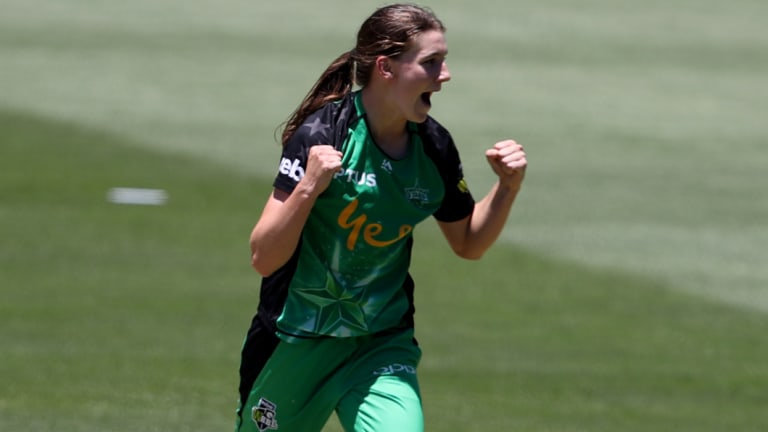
<box><xmin>2</xmin><ymin>1</ymin><xmax>767</xmax><ymax>431</ymax></box>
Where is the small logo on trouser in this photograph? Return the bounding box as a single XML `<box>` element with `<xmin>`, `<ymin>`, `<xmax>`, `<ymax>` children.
<box><xmin>372</xmin><ymin>363</ymin><xmax>417</xmax><ymax>376</ymax></box>
<box><xmin>252</xmin><ymin>398</ymin><xmax>278</xmax><ymax>431</ymax></box>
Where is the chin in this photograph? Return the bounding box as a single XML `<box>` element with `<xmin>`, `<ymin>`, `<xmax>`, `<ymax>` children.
<box><xmin>412</xmin><ymin>106</ymin><xmax>431</xmax><ymax>123</ymax></box>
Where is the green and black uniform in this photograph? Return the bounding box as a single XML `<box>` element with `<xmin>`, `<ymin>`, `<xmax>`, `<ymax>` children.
<box><xmin>236</xmin><ymin>91</ymin><xmax>474</xmax><ymax>432</ymax></box>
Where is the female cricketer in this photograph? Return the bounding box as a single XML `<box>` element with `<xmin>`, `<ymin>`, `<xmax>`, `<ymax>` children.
<box><xmin>235</xmin><ymin>4</ymin><xmax>527</xmax><ymax>431</ymax></box>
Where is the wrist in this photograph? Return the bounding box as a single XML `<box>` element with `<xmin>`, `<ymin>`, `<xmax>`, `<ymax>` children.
<box><xmin>294</xmin><ymin>179</ymin><xmax>323</xmax><ymax>201</ymax></box>
<box><xmin>497</xmin><ymin>178</ymin><xmax>522</xmax><ymax>193</ymax></box>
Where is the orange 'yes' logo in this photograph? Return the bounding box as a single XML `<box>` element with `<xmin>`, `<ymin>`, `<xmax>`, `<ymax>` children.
<box><xmin>337</xmin><ymin>199</ymin><xmax>413</xmax><ymax>250</ymax></box>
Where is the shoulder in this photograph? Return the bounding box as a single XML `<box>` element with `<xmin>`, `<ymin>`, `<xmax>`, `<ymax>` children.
<box><xmin>417</xmin><ymin>116</ymin><xmax>453</xmax><ymax>146</ymax></box>
<box><xmin>416</xmin><ymin>116</ymin><xmax>460</xmax><ymax>164</ymax></box>
<box><xmin>287</xmin><ymin>93</ymin><xmax>359</xmax><ymax>150</ymax></box>
<box><xmin>276</xmin><ymin>94</ymin><xmax>358</xmax><ymax>192</ymax></box>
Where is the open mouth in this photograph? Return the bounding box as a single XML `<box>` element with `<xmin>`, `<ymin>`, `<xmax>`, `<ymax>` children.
<box><xmin>420</xmin><ymin>92</ymin><xmax>432</xmax><ymax>107</ymax></box>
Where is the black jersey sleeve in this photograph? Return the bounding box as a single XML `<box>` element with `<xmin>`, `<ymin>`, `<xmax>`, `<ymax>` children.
<box><xmin>419</xmin><ymin>118</ymin><xmax>476</xmax><ymax>222</ymax></box>
<box><xmin>272</xmin><ymin>117</ymin><xmax>319</xmax><ymax>194</ymax></box>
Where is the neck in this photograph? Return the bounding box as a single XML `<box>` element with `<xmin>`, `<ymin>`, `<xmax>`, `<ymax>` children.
<box><xmin>361</xmin><ymin>88</ymin><xmax>409</xmax><ymax>159</ymax></box>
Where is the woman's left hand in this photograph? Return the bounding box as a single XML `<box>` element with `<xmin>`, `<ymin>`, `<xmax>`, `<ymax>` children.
<box><xmin>485</xmin><ymin>139</ymin><xmax>527</xmax><ymax>189</ymax></box>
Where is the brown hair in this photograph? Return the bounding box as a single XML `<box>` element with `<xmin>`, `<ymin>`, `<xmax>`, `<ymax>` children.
<box><xmin>280</xmin><ymin>3</ymin><xmax>446</xmax><ymax>145</ymax></box>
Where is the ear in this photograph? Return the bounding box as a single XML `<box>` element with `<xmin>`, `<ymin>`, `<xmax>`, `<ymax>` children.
<box><xmin>375</xmin><ymin>56</ymin><xmax>394</xmax><ymax>79</ymax></box>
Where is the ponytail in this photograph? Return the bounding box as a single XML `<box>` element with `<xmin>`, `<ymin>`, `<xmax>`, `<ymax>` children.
<box><xmin>280</xmin><ymin>50</ymin><xmax>355</xmax><ymax>145</ymax></box>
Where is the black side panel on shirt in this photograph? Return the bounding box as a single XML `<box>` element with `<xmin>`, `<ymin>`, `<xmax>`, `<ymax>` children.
<box><xmin>401</xmin><ymin>237</ymin><xmax>417</xmax><ymax>330</ymax></box>
<box><xmin>236</xmin><ymin>314</ymin><xmax>280</xmax><ymax>423</ymax></box>
<box><xmin>255</xmin><ymin>238</ymin><xmax>302</xmax><ymax>333</ymax></box>
<box><xmin>236</xmin><ymin>239</ymin><xmax>302</xmax><ymax>418</ymax></box>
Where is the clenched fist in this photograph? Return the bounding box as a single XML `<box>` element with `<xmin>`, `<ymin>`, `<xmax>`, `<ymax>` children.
<box><xmin>485</xmin><ymin>140</ymin><xmax>527</xmax><ymax>189</ymax></box>
<box><xmin>302</xmin><ymin>145</ymin><xmax>343</xmax><ymax>195</ymax></box>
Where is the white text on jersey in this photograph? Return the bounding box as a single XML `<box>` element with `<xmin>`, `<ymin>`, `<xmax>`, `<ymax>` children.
<box><xmin>280</xmin><ymin>158</ymin><xmax>377</xmax><ymax>188</ymax></box>
<box><xmin>279</xmin><ymin>158</ymin><xmax>305</xmax><ymax>182</ymax></box>
<box><xmin>335</xmin><ymin>169</ymin><xmax>377</xmax><ymax>187</ymax></box>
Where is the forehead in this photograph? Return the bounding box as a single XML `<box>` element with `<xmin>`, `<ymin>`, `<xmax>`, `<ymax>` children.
<box><xmin>402</xmin><ymin>30</ymin><xmax>448</xmax><ymax>59</ymax></box>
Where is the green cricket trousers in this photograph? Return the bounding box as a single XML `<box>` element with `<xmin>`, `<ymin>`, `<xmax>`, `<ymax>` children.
<box><xmin>235</xmin><ymin>322</ymin><xmax>423</xmax><ymax>432</ymax></box>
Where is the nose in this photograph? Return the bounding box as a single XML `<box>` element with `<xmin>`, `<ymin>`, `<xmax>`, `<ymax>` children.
<box><xmin>439</xmin><ymin>61</ymin><xmax>451</xmax><ymax>83</ymax></box>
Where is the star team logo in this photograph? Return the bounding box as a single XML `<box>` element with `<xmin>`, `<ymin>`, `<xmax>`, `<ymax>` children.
<box><xmin>252</xmin><ymin>398</ymin><xmax>279</xmax><ymax>431</ymax></box>
<box><xmin>405</xmin><ymin>180</ymin><xmax>430</xmax><ymax>207</ymax></box>
<box><xmin>303</xmin><ymin>117</ymin><xmax>330</xmax><ymax>138</ymax></box>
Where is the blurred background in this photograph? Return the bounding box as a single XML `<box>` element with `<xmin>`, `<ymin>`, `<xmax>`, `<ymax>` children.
<box><xmin>2</xmin><ymin>0</ymin><xmax>767</xmax><ymax>430</ymax></box>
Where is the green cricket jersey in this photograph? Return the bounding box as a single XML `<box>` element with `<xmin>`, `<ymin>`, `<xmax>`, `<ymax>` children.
<box><xmin>257</xmin><ymin>91</ymin><xmax>474</xmax><ymax>340</ymax></box>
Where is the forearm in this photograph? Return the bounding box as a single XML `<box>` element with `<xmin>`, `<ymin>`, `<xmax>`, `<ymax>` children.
<box><xmin>249</xmin><ymin>186</ymin><xmax>318</xmax><ymax>276</ymax></box>
<box><xmin>460</xmin><ymin>180</ymin><xmax>522</xmax><ymax>259</ymax></box>
<box><xmin>451</xmin><ymin>138</ymin><xmax>527</xmax><ymax>259</ymax></box>
<box><xmin>250</xmin><ymin>145</ymin><xmax>343</xmax><ymax>276</ymax></box>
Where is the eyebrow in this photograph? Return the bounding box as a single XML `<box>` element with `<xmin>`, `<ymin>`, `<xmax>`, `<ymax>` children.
<box><xmin>422</xmin><ymin>49</ymin><xmax>448</xmax><ymax>59</ymax></box>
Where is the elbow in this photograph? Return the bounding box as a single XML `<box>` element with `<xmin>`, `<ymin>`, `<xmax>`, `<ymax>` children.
<box><xmin>249</xmin><ymin>233</ymin><xmax>295</xmax><ymax>277</ymax></box>
<box><xmin>250</xmin><ymin>248</ymin><xmax>278</xmax><ymax>277</ymax></box>
<box><xmin>251</xmin><ymin>254</ymin><xmax>276</xmax><ymax>277</ymax></box>
<box><xmin>457</xmin><ymin>251</ymin><xmax>485</xmax><ymax>261</ymax></box>
<box><xmin>451</xmin><ymin>244</ymin><xmax>486</xmax><ymax>261</ymax></box>
<box><xmin>249</xmin><ymin>234</ymin><xmax>277</xmax><ymax>276</ymax></box>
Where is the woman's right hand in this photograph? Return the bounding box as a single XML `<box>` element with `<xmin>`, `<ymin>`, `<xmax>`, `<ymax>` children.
<box><xmin>300</xmin><ymin>145</ymin><xmax>343</xmax><ymax>196</ymax></box>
